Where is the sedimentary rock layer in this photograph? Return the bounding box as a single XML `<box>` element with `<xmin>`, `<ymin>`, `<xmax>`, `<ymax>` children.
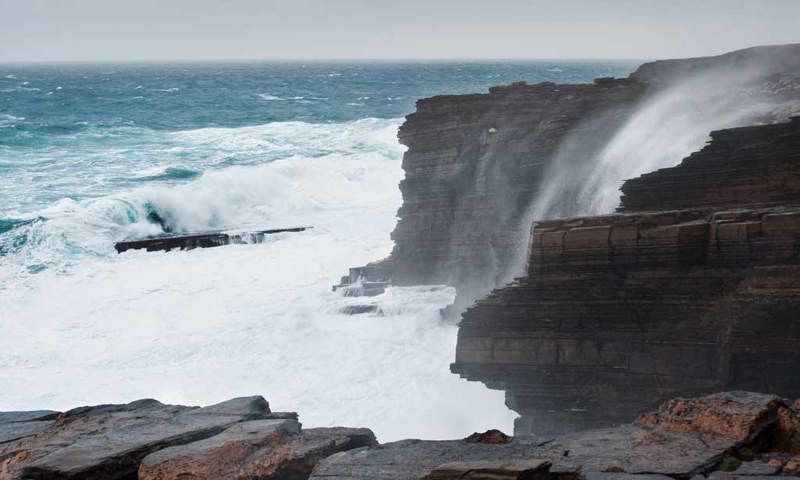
<box><xmin>620</xmin><ymin>119</ymin><xmax>800</xmax><ymax>212</ymax></box>
<box><xmin>452</xmin><ymin>119</ymin><xmax>800</xmax><ymax>436</ymax></box>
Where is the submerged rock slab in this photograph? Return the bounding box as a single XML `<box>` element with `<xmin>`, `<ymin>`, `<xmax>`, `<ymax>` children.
<box><xmin>114</xmin><ymin>226</ymin><xmax>311</xmax><ymax>253</ymax></box>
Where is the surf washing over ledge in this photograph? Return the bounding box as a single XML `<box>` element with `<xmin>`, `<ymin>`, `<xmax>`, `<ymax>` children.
<box><xmin>0</xmin><ymin>61</ymin><xmax>638</xmax><ymax>441</ymax></box>
<box><xmin>0</xmin><ymin>116</ymin><xmax>517</xmax><ymax>441</ymax></box>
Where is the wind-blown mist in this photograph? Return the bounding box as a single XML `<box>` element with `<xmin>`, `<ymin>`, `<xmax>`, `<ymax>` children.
<box><xmin>507</xmin><ymin>63</ymin><xmax>799</xmax><ymax>281</ymax></box>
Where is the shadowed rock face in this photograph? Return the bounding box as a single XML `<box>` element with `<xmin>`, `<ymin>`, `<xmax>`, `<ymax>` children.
<box><xmin>451</xmin><ymin>118</ymin><xmax>800</xmax><ymax>436</ymax></box>
<box><xmin>338</xmin><ymin>44</ymin><xmax>800</xmax><ymax>317</ymax></box>
<box><xmin>0</xmin><ymin>396</ymin><xmax>375</xmax><ymax>480</ymax></box>
<box><xmin>311</xmin><ymin>391</ymin><xmax>800</xmax><ymax>480</ymax></box>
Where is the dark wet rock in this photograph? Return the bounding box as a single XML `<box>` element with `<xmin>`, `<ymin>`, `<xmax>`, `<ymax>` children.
<box><xmin>115</xmin><ymin>227</ymin><xmax>311</xmax><ymax>253</ymax></box>
<box><xmin>339</xmin><ymin>305</ymin><xmax>380</xmax><ymax>315</ymax></box>
<box><xmin>464</xmin><ymin>429</ymin><xmax>511</xmax><ymax>444</ymax></box>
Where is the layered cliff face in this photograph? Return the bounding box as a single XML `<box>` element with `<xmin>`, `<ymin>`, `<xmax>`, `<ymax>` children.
<box><xmin>341</xmin><ymin>44</ymin><xmax>800</xmax><ymax>316</ymax></box>
<box><xmin>452</xmin><ymin>118</ymin><xmax>800</xmax><ymax>436</ymax></box>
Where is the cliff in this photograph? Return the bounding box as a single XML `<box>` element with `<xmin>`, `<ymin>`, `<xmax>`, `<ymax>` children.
<box><xmin>338</xmin><ymin>44</ymin><xmax>800</xmax><ymax>316</ymax></box>
<box><xmin>451</xmin><ymin>118</ymin><xmax>800</xmax><ymax>436</ymax></box>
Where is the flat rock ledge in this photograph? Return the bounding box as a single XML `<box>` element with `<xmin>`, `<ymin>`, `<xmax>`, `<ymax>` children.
<box><xmin>2</xmin><ymin>391</ymin><xmax>800</xmax><ymax>480</ymax></box>
<box><xmin>311</xmin><ymin>391</ymin><xmax>800</xmax><ymax>480</ymax></box>
<box><xmin>0</xmin><ymin>395</ymin><xmax>375</xmax><ymax>480</ymax></box>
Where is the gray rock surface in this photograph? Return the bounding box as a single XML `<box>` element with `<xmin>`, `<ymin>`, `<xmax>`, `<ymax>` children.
<box><xmin>0</xmin><ymin>396</ymin><xmax>271</xmax><ymax>479</ymax></box>
<box><xmin>0</xmin><ymin>411</ymin><xmax>58</xmax><ymax>445</ymax></box>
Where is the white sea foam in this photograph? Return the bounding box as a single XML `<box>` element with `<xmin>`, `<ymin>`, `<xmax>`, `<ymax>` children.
<box><xmin>0</xmin><ymin>117</ymin><xmax>516</xmax><ymax>441</ymax></box>
<box><xmin>0</xmin><ymin>113</ymin><xmax>23</xmax><ymax>127</ymax></box>
<box><xmin>257</xmin><ymin>93</ymin><xmax>283</xmax><ymax>101</ymax></box>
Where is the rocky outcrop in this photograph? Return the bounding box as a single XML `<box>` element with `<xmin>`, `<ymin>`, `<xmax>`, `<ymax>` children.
<box><xmin>451</xmin><ymin>118</ymin><xmax>800</xmax><ymax>436</ymax></box>
<box><xmin>115</xmin><ymin>227</ymin><xmax>311</xmax><ymax>253</ymax></box>
<box><xmin>337</xmin><ymin>44</ymin><xmax>800</xmax><ymax>316</ymax></box>
<box><xmin>139</xmin><ymin>423</ymin><xmax>376</xmax><ymax>480</ymax></box>
<box><xmin>0</xmin><ymin>396</ymin><xmax>374</xmax><ymax>480</ymax></box>
<box><xmin>311</xmin><ymin>391</ymin><xmax>800</xmax><ymax>480</ymax></box>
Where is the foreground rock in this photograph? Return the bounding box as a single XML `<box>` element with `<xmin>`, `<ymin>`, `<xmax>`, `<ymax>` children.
<box><xmin>0</xmin><ymin>396</ymin><xmax>374</xmax><ymax>480</ymax></box>
<box><xmin>311</xmin><ymin>391</ymin><xmax>800</xmax><ymax>480</ymax></box>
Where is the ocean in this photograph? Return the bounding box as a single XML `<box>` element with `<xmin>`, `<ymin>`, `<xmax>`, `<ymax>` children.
<box><xmin>0</xmin><ymin>61</ymin><xmax>636</xmax><ymax>441</ymax></box>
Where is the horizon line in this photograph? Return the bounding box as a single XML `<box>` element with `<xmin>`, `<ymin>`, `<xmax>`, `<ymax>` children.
<box><xmin>0</xmin><ymin>57</ymin><xmax>649</xmax><ymax>67</ymax></box>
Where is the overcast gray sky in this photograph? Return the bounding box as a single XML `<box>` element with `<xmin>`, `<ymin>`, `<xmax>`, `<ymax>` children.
<box><xmin>1</xmin><ymin>0</ymin><xmax>799</xmax><ymax>62</ymax></box>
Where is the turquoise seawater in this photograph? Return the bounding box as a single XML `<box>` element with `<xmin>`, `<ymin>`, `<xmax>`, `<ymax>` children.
<box><xmin>0</xmin><ymin>61</ymin><xmax>634</xmax><ymax>214</ymax></box>
<box><xmin>0</xmin><ymin>61</ymin><xmax>637</xmax><ymax>438</ymax></box>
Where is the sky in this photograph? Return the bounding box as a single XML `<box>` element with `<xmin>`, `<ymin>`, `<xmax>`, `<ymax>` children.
<box><xmin>1</xmin><ymin>0</ymin><xmax>799</xmax><ymax>62</ymax></box>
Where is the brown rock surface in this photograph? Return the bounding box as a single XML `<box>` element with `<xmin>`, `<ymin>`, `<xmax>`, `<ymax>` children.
<box><xmin>464</xmin><ymin>429</ymin><xmax>511</xmax><ymax>444</ymax></box>
<box><xmin>776</xmin><ymin>400</ymin><xmax>800</xmax><ymax>454</ymax></box>
<box><xmin>633</xmin><ymin>392</ymin><xmax>784</xmax><ymax>442</ymax></box>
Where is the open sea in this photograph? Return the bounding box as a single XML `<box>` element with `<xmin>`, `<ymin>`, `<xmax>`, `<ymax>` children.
<box><xmin>0</xmin><ymin>61</ymin><xmax>636</xmax><ymax>440</ymax></box>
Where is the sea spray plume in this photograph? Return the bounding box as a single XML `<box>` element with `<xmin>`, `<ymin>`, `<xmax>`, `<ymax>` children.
<box><xmin>503</xmin><ymin>46</ymin><xmax>800</xmax><ymax>283</ymax></box>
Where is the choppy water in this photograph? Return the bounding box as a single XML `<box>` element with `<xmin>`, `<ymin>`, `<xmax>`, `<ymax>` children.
<box><xmin>0</xmin><ymin>61</ymin><xmax>635</xmax><ymax>440</ymax></box>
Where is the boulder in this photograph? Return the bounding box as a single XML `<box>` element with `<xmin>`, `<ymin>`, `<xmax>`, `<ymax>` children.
<box><xmin>634</xmin><ymin>392</ymin><xmax>786</xmax><ymax>443</ymax></box>
<box><xmin>464</xmin><ymin>429</ymin><xmax>511</xmax><ymax>444</ymax></box>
